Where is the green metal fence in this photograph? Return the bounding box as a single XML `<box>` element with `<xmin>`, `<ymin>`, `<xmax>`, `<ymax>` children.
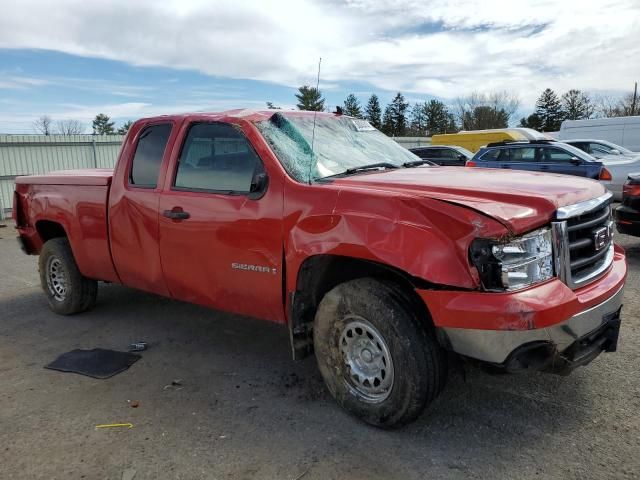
<box><xmin>0</xmin><ymin>135</ymin><xmax>124</xmax><ymax>218</ymax></box>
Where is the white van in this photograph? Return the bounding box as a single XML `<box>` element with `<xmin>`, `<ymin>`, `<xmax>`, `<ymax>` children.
<box><xmin>558</xmin><ymin>116</ymin><xmax>640</xmax><ymax>151</ymax></box>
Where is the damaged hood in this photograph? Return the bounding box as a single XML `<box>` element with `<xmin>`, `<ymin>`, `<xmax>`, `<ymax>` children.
<box><xmin>333</xmin><ymin>166</ymin><xmax>607</xmax><ymax>233</ymax></box>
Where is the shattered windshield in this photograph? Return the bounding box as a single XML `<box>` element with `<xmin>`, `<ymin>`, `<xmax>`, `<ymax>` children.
<box><xmin>254</xmin><ymin>113</ymin><xmax>422</xmax><ymax>182</ymax></box>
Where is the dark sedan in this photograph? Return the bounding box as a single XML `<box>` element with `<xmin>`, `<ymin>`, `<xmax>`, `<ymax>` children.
<box><xmin>615</xmin><ymin>173</ymin><xmax>640</xmax><ymax>236</ymax></box>
<box><xmin>408</xmin><ymin>145</ymin><xmax>473</xmax><ymax>166</ymax></box>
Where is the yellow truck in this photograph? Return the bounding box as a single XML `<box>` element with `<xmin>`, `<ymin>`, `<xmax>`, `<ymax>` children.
<box><xmin>432</xmin><ymin>128</ymin><xmax>552</xmax><ymax>153</ymax></box>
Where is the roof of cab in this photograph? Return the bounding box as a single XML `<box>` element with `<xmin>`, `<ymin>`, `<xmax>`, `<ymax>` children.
<box><xmin>135</xmin><ymin>109</ymin><xmax>343</xmax><ymax>124</ymax></box>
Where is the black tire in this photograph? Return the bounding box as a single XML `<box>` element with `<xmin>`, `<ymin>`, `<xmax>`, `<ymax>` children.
<box><xmin>313</xmin><ymin>277</ymin><xmax>447</xmax><ymax>428</ymax></box>
<box><xmin>38</xmin><ymin>237</ymin><xmax>98</xmax><ymax>315</ymax></box>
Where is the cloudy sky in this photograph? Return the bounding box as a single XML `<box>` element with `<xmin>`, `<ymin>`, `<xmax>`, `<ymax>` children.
<box><xmin>0</xmin><ymin>0</ymin><xmax>638</xmax><ymax>133</ymax></box>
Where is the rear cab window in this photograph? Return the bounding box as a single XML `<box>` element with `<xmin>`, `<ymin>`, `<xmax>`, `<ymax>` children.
<box><xmin>129</xmin><ymin>124</ymin><xmax>172</xmax><ymax>188</ymax></box>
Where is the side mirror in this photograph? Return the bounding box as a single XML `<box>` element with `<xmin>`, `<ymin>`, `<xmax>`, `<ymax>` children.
<box><xmin>570</xmin><ymin>157</ymin><xmax>582</xmax><ymax>165</ymax></box>
<box><xmin>458</xmin><ymin>154</ymin><xmax>466</xmax><ymax>161</ymax></box>
<box><xmin>610</xmin><ymin>149</ymin><xmax>621</xmax><ymax>155</ymax></box>
<box><xmin>248</xmin><ymin>172</ymin><xmax>269</xmax><ymax>199</ymax></box>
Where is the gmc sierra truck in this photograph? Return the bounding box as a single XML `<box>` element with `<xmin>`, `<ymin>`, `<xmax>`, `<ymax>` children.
<box><xmin>13</xmin><ymin>110</ymin><xmax>626</xmax><ymax>428</ymax></box>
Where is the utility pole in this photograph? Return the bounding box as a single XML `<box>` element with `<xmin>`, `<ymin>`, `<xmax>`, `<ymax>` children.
<box><xmin>631</xmin><ymin>81</ymin><xmax>638</xmax><ymax>116</ymax></box>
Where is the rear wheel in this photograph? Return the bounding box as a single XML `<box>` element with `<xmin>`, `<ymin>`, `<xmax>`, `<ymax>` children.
<box><xmin>313</xmin><ymin>278</ymin><xmax>447</xmax><ymax>428</ymax></box>
<box><xmin>39</xmin><ymin>238</ymin><xmax>97</xmax><ymax>315</ymax></box>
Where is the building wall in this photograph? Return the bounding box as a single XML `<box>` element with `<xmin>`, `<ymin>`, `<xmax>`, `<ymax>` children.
<box><xmin>0</xmin><ymin>135</ymin><xmax>123</xmax><ymax>218</ymax></box>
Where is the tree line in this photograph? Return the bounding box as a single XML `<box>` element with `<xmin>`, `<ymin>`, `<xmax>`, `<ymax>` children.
<box><xmin>520</xmin><ymin>87</ymin><xmax>638</xmax><ymax>131</ymax></box>
<box><xmin>32</xmin><ymin>84</ymin><xmax>638</xmax><ymax>137</ymax></box>
<box><xmin>32</xmin><ymin>113</ymin><xmax>132</xmax><ymax>135</ymax></box>
<box><xmin>287</xmin><ymin>87</ymin><xmax>524</xmax><ymax>136</ymax></box>
<box><xmin>278</xmin><ymin>84</ymin><xmax>639</xmax><ymax>135</ymax></box>
<box><xmin>288</xmin><ymin>87</ymin><xmax>461</xmax><ymax>136</ymax></box>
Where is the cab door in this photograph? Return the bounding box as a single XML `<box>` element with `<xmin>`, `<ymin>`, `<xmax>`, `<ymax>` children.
<box><xmin>158</xmin><ymin>121</ymin><xmax>285</xmax><ymax>322</ymax></box>
<box><xmin>108</xmin><ymin>122</ymin><xmax>175</xmax><ymax>296</ymax></box>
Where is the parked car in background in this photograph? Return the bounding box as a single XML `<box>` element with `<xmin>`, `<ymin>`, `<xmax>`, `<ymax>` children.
<box><xmin>408</xmin><ymin>145</ymin><xmax>473</xmax><ymax>166</ymax></box>
<box><xmin>558</xmin><ymin>116</ymin><xmax>640</xmax><ymax>151</ymax></box>
<box><xmin>432</xmin><ymin>128</ymin><xmax>552</xmax><ymax>153</ymax></box>
<box><xmin>563</xmin><ymin>139</ymin><xmax>638</xmax><ymax>157</ymax></box>
<box><xmin>468</xmin><ymin>140</ymin><xmax>611</xmax><ymax>184</ymax></box>
<box><xmin>563</xmin><ymin>139</ymin><xmax>640</xmax><ymax>200</ymax></box>
<box><xmin>615</xmin><ymin>173</ymin><xmax>640</xmax><ymax>236</ymax></box>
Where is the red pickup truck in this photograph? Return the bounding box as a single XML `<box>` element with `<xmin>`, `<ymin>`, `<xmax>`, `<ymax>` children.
<box><xmin>13</xmin><ymin>110</ymin><xmax>626</xmax><ymax>428</ymax></box>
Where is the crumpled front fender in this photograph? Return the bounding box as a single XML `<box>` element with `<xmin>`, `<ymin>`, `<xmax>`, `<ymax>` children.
<box><xmin>285</xmin><ymin>186</ymin><xmax>509</xmax><ymax>292</ymax></box>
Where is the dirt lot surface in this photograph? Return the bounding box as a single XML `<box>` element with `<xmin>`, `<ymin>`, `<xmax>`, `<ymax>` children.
<box><xmin>1</xmin><ymin>222</ymin><xmax>639</xmax><ymax>480</ymax></box>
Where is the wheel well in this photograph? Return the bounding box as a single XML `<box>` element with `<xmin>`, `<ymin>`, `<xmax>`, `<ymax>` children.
<box><xmin>36</xmin><ymin>220</ymin><xmax>67</xmax><ymax>243</ymax></box>
<box><xmin>289</xmin><ymin>255</ymin><xmax>434</xmax><ymax>359</ymax></box>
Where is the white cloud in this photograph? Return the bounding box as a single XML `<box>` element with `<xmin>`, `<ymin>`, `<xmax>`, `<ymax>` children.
<box><xmin>0</xmin><ymin>74</ymin><xmax>49</xmax><ymax>89</ymax></box>
<box><xmin>0</xmin><ymin>0</ymin><xmax>638</xmax><ymax>106</ymax></box>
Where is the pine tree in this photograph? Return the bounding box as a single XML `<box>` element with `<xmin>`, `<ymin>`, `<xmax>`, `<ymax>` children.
<box><xmin>561</xmin><ymin>89</ymin><xmax>594</xmax><ymax>120</ymax></box>
<box><xmin>365</xmin><ymin>94</ymin><xmax>382</xmax><ymax>129</ymax></box>
<box><xmin>342</xmin><ymin>94</ymin><xmax>363</xmax><ymax>118</ymax></box>
<box><xmin>519</xmin><ymin>113</ymin><xmax>543</xmax><ymax>130</ymax></box>
<box><xmin>117</xmin><ymin>120</ymin><xmax>133</xmax><ymax>135</ymax></box>
<box><xmin>409</xmin><ymin>103</ymin><xmax>427</xmax><ymax>135</ymax></box>
<box><xmin>383</xmin><ymin>93</ymin><xmax>409</xmax><ymax>136</ymax></box>
<box><xmin>381</xmin><ymin>105</ymin><xmax>394</xmax><ymax>135</ymax></box>
<box><xmin>295</xmin><ymin>85</ymin><xmax>325</xmax><ymax>111</ymax></box>
<box><xmin>92</xmin><ymin>113</ymin><xmax>115</xmax><ymax>135</ymax></box>
<box><xmin>424</xmin><ymin>100</ymin><xmax>454</xmax><ymax>135</ymax></box>
<box><xmin>535</xmin><ymin>89</ymin><xmax>565</xmax><ymax>131</ymax></box>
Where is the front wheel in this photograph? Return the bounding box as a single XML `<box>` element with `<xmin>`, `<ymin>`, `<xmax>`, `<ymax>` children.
<box><xmin>313</xmin><ymin>278</ymin><xmax>447</xmax><ymax>428</ymax></box>
<box><xmin>39</xmin><ymin>238</ymin><xmax>97</xmax><ymax>315</ymax></box>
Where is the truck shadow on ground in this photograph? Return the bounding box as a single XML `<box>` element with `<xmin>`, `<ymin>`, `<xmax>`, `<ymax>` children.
<box><xmin>0</xmin><ymin>285</ymin><xmax>598</xmax><ymax>478</ymax></box>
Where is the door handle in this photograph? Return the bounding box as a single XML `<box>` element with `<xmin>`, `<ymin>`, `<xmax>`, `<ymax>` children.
<box><xmin>163</xmin><ymin>209</ymin><xmax>190</xmax><ymax>220</ymax></box>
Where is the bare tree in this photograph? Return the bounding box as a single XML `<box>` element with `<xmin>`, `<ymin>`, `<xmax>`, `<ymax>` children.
<box><xmin>594</xmin><ymin>86</ymin><xmax>639</xmax><ymax>118</ymax></box>
<box><xmin>55</xmin><ymin>119</ymin><xmax>85</xmax><ymax>135</ymax></box>
<box><xmin>455</xmin><ymin>91</ymin><xmax>520</xmax><ymax>129</ymax></box>
<box><xmin>561</xmin><ymin>89</ymin><xmax>594</xmax><ymax>120</ymax></box>
<box><xmin>33</xmin><ymin>115</ymin><xmax>52</xmax><ymax>135</ymax></box>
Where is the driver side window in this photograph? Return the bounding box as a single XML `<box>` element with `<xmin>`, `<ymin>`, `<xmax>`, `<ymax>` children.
<box><xmin>174</xmin><ymin>123</ymin><xmax>264</xmax><ymax>193</ymax></box>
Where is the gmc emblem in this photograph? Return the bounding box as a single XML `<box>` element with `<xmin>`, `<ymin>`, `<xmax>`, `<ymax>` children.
<box><xmin>593</xmin><ymin>225</ymin><xmax>611</xmax><ymax>251</ymax></box>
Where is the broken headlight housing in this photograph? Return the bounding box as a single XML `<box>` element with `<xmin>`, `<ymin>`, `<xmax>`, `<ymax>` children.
<box><xmin>470</xmin><ymin>228</ymin><xmax>554</xmax><ymax>291</ymax></box>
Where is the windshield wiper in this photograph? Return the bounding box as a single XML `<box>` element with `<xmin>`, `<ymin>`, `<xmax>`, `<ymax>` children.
<box><xmin>343</xmin><ymin>162</ymin><xmax>400</xmax><ymax>175</ymax></box>
<box><xmin>403</xmin><ymin>159</ymin><xmax>436</xmax><ymax>168</ymax></box>
<box><xmin>316</xmin><ymin>162</ymin><xmax>400</xmax><ymax>181</ymax></box>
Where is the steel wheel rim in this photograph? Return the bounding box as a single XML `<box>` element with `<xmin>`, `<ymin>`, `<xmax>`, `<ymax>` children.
<box><xmin>46</xmin><ymin>256</ymin><xmax>67</xmax><ymax>301</ymax></box>
<box><xmin>339</xmin><ymin>316</ymin><xmax>394</xmax><ymax>403</ymax></box>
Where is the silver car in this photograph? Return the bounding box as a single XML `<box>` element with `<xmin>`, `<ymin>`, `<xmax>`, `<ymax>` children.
<box><xmin>565</xmin><ymin>139</ymin><xmax>640</xmax><ymax>200</ymax></box>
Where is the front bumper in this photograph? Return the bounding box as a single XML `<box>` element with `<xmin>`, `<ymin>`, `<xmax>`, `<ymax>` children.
<box><xmin>418</xmin><ymin>245</ymin><xmax>626</xmax><ymax>369</ymax></box>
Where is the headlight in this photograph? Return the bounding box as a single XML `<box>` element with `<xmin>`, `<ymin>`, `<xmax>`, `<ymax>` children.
<box><xmin>469</xmin><ymin>228</ymin><xmax>554</xmax><ymax>291</ymax></box>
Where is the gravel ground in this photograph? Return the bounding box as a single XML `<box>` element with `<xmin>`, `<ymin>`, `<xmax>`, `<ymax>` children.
<box><xmin>0</xmin><ymin>222</ymin><xmax>638</xmax><ymax>480</ymax></box>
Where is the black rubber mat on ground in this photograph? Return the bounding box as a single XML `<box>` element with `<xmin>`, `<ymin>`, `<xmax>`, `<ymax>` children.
<box><xmin>45</xmin><ymin>348</ymin><xmax>141</xmax><ymax>379</ymax></box>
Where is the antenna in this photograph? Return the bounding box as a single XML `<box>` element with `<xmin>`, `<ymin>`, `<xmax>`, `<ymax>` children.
<box><xmin>308</xmin><ymin>57</ymin><xmax>322</xmax><ymax>185</ymax></box>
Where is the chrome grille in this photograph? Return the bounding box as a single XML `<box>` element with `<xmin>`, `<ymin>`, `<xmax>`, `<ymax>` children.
<box><xmin>552</xmin><ymin>193</ymin><xmax>614</xmax><ymax>289</ymax></box>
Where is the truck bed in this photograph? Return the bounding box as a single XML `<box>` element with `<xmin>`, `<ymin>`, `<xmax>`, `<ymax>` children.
<box><xmin>14</xmin><ymin>168</ymin><xmax>119</xmax><ymax>283</ymax></box>
<box><xmin>14</xmin><ymin>169</ymin><xmax>113</xmax><ymax>186</ymax></box>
